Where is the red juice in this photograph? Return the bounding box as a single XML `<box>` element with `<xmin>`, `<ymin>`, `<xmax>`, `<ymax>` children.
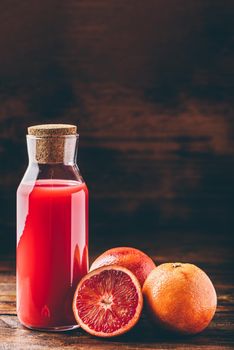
<box><xmin>17</xmin><ymin>179</ymin><xmax>89</xmax><ymax>329</ymax></box>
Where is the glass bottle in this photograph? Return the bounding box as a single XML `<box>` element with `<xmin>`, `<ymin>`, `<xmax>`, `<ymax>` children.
<box><xmin>16</xmin><ymin>124</ymin><xmax>89</xmax><ymax>331</ymax></box>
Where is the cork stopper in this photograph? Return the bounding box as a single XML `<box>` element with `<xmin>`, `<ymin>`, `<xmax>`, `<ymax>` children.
<box><xmin>28</xmin><ymin>124</ymin><xmax>77</xmax><ymax>163</ymax></box>
<box><xmin>28</xmin><ymin>124</ymin><xmax>77</xmax><ymax>136</ymax></box>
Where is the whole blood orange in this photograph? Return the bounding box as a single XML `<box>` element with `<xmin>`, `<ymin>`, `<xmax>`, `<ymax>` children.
<box><xmin>143</xmin><ymin>263</ymin><xmax>217</xmax><ymax>335</ymax></box>
<box><xmin>90</xmin><ymin>247</ymin><xmax>156</xmax><ymax>286</ymax></box>
<box><xmin>73</xmin><ymin>265</ymin><xmax>143</xmax><ymax>337</ymax></box>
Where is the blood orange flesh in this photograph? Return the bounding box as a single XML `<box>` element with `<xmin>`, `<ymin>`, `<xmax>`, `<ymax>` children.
<box><xmin>73</xmin><ymin>265</ymin><xmax>143</xmax><ymax>337</ymax></box>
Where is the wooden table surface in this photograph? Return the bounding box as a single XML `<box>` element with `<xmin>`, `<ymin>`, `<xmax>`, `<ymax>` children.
<box><xmin>1</xmin><ymin>234</ymin><xmax>233</xmax><ymax>350</ymax></box>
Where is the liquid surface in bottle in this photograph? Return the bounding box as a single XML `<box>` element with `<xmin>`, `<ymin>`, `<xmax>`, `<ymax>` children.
<box><xmin>17</xmin><ymin>179</ymin><xmax>89</xmax><ymax>329</ymax></box>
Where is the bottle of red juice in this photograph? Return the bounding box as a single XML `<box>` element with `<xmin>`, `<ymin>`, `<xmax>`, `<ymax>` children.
<box><xmin>17</xmin><ymin>124</ymin><xmax>89</xmax><ymax>331</ymax></box>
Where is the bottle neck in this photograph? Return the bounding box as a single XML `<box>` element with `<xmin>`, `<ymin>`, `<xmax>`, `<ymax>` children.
<box><xmin>26</xmin><ymin>135</ymin><xmax>79</xmax><ymax>165</ymax></box>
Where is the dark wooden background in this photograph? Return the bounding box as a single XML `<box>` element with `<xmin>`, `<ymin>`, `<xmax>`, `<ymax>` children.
<box><xmin>0</xmin><ymin>0</ymin><xmax>233</xmax><ymax>261</ymax></box>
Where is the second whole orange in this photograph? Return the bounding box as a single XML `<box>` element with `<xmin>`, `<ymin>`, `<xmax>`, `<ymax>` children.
<box><xmin>143</xmin><ymin>263</ymin><xmax>217</xmax><ymax>335</ymax></box>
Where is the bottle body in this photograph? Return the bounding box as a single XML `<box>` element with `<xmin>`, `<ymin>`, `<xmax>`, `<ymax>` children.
<box><xmin>17</xmin><ymin>131</ymin><xmax>89</xmax><ymax>331</ymax></box>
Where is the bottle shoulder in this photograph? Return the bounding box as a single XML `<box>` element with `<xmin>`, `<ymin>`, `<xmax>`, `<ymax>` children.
<box><xmin>18</xmin><ymin>163</ymin><xmax>86</xmax><ymax>187</ymax></box>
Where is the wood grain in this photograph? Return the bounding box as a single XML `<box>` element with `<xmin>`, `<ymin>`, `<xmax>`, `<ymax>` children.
<box><xmin>1</xmin><ymin>90</ymin><xmax>234</xmax><ymax>252</ymax></box>
<box><xmin>0</xmin><ymin>242</ymin><xmax>234</xmax><ymax>350</ymax></box>
<box><xmin>0</xmin><ymin>0</ymin><xmax>234</xmax><ymax>252</ymax></box>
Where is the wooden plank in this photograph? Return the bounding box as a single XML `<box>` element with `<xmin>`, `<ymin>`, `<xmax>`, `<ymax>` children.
<box><xmin>0</xmin><ymin>1</ymin><xmax>233</xmax><ymax>94</ymax></box>
<box><xmin>1</xmin><ymin>234</ymin><xmax>234</xmax><ymax>349</ymax></box>
<box><xmin>0</xmin><ymin>310</ymin><xmax>233</xmax><ymax>349</ymax></box>
<box><xmin>0</xmin><ymin>85</ymin><xmax>233</xmax><ymax>149</ymax></box>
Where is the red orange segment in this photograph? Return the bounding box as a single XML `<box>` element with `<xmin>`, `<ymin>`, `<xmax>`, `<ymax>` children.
<box><xmin>73</xmin><ymin>265</ymin><xmax>143</xmax><ymax>337</ymax></box>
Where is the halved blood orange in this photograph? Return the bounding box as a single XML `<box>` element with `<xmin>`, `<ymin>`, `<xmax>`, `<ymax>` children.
<box><xmin>73</xmin><ymin>265</ymin><xmax>143</xmax><ymax>337</ymax></box>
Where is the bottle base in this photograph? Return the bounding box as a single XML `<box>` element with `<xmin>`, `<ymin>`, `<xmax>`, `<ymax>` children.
<box><xmin>22</xmin><ymin>323</ymin><xmax>80</xmax><ymax>332</ymax></box>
